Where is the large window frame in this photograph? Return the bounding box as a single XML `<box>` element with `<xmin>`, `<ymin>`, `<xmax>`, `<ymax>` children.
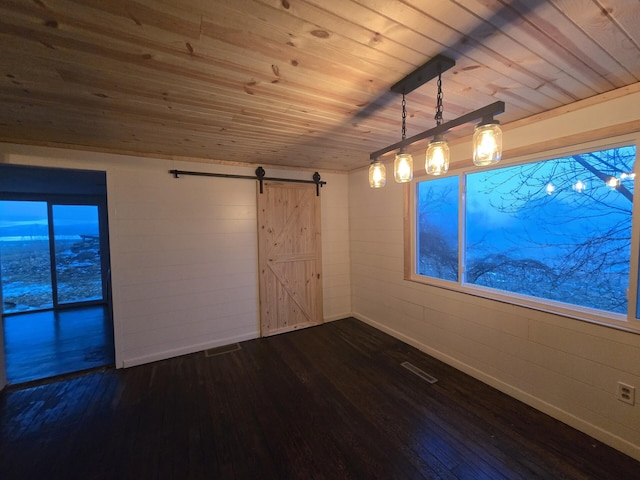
<box><xmin>406</xmin><ymin>133</ymin><xmax>640</xmax><ymax>333</ymax></box>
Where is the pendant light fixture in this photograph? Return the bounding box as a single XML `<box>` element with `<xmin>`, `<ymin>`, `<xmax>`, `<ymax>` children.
<box><xmin>394</xmin><ymin>93</ymin><xmax>413</xmax><ymax>183</ymax></box>
<box><xmin>425</xmin><ymin>70</ymin><xmax>450</xmax><ymax>176</ymax></box>
<box><xmin>367</xmin><ymin>55</ymin><xmax>506</xmax><ymax>188</ymax></box>
<box><xmin>472</xmin><ymin>116</ymin><xmax>502</xmax><ymax>166</ymax></box>
<box><xmin>368</xmin><ymin>158</ymin><xmax>386</xmax><ymax>188</ymax></box>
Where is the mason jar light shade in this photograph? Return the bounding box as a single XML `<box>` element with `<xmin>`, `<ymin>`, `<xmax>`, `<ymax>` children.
<box><xmin>425</xmin><ymin>136</ymin><xmax>450</xmax><ymax>176</ymax></box>
<box><xmin>473</xmin><ymin>122</ymin><xmax>502</xmax><ymax>166</ymax></box>
<box><xmin>394</xmin><ymin>152</ymin><xmax>414</xmax><ymax>183</ymax></box>
<box><xmin>369</xmin><ymin>159</ymin><xmax>386</xmax><ymax>188</ymax></box>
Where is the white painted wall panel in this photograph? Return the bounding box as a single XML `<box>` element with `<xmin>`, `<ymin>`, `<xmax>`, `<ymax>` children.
<box><xmin>349</xmin><ymin>91</ymin><xmax>640</xmax><ymax>460</ymax></box>
<box><xmin>321</xmin><ymin>172</ymin><xmax>352</xmax><ymax>321</ymax></box>
<box><xmin>105</xmin><ymin>161</ymin><xmax>259</xmax><ymax>367</ymax></box>
<box><xmin>0</xmin><ymin>145</ymin><xmax>352</xmax><ymax>372</ymax></box>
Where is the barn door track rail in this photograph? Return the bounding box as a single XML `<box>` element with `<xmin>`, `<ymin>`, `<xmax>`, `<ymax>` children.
<box><xmin>169</xmin><ymin>167</ymin><xmax>326</xmax><ymax>196</ymax></box>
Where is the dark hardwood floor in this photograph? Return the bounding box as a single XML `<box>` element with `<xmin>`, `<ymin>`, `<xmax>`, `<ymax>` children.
<box><xmin>3</xmin><ymin>305</ymin><xmax>114</xmax><ymax>385</ymax></box>
<box><xmin>1</xmin><ymin>318</ymin><xmax>638</xmax><ymax>479</ymax></box>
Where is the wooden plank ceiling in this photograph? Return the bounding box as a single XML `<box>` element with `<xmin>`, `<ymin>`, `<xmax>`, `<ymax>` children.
<box><xmin>0</xmin><ymin>0</ymin><xmax>639</xmax><ymax>172</ymax></box>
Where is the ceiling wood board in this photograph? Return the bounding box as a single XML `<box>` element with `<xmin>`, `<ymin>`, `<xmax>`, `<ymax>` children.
<box><xmin>0</xmin><ymin>0</ymin><xmax>638</xmax><ymax>171</ymax></box>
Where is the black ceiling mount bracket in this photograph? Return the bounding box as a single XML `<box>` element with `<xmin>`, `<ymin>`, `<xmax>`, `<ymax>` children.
<box><xmin>390</xmin><ymin>55</ymin><xmax>456</xmax><ymax>95</ymax></box>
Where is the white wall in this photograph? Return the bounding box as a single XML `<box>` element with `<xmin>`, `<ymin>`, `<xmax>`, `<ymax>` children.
<box><xmin>0</xmin><ymin>144</ymin><xmax>352</xmax><ymax>369</ymax></box>
<box><xmin>321</xmin><ymin>173</ymin><xmax>352</xmax><ymax>320</ymax></box>
<box><xmin>349</xmin><ymin>88</ymin><xmax>640</xmax><ymax>460</ymax></box>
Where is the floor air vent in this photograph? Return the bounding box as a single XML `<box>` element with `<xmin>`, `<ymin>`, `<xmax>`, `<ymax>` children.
<box><xmin>401</xmin><ymin>361</ymin><xmax>438</xmax><ymax>384</ymax></box>
<box><xmin>205</xmin><ymin>343</ymin><xmax>241</xmax><ymax>357</ymax></box>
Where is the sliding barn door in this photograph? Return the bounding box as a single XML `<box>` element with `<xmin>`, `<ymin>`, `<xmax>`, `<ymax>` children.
<box><xmin>257</xmin><ymin>181</ymin><xmax>323</xmax><ymax>336</ymax></box>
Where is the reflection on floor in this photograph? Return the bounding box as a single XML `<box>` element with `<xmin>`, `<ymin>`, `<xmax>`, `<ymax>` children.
<box><xmin>3</xmin><ymin>305</ymin><xmax>114</xmax><ymax>385</ymax></box>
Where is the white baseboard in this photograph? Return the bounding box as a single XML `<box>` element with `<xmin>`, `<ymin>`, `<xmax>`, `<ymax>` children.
<box><xmin>323</xmin><ymin>312</ymin><xmax>353</xmax><ymax>322</ymax></box>
<box><xmin>352</xmin><ymin>312</ymin><xmax>640</xmax><ymax>462</ymax></box>
<box><xmin>121</xmin><ymin>315</ymin><xmax>354</xmax><ymax>368</ymax></box>
<box><xmin>121</xmin><ymin>331</ymin><xmax>259</xmax><ymax>368</ymax></box>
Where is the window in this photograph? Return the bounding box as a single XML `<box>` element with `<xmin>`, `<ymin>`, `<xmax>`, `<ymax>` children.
<box><xmin>0</xmin><ymin>201</ymin><xmax>53</xmax><ymax>312</ymax></box>
<box><xmin>1</xmin><ymin>200</ymin><xmax>106</xmax><ymax>314</ymax></box>
<box><xmin>412</xmin><ymin>142</ymin><xmax>638</xmax><ymax>328</ymax></box>
<box><xmin>416</xmin><ymin>176</ymin><xmax>458</xmax><ymax>282</ymax></box>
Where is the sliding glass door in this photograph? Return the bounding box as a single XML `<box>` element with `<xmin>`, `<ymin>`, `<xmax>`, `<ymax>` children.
<box><xmin>0</xmin><ymin>201</ymin><xmax>52</xmax><ymax>312</ymax></box>
<box><xmin>0</xmin><ymin>199</ymin><xmax>108</xmax><ymax>314</ymax></box>
<box><xmin>52</xmin><ymin>204</ymin><xmax>103</xmax><ymax>306</ymax></box>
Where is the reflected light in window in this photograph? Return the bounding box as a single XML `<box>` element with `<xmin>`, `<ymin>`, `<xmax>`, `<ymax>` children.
<box><xmin>607</xmin><ymin>177</ymin><xmax>620</xmax><ymax>188</ymax></box>
<box><xmin>546</xmin><ymin>183</ymin><xmax>555</xmax><ymax>195</ymax></box>
<box><xmin>572</xmin><ymin>180</ymin><xmax>587</xmax><ymax>193</ymax></box>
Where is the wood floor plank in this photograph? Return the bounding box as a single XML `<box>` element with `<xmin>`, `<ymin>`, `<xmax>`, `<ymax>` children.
<box><xmin>3</xmin><ymin>305</ymin><xmax>115</xmax><ymax>385</ymax></box>
<box><xmin>1</xmin><ymin>317</ymin><xmax>638</xmax><ymax>479</ymax></box>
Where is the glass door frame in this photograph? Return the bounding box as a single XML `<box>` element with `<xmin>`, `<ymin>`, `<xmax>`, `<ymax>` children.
<box><xmin>0</xmin><ymin>192</ymin><xmax>111</xmax><ymax>315</ymax></box>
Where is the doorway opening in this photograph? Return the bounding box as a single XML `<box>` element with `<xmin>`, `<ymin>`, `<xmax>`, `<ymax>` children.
<box><xmin>0</xmin><ymin>165</ymin><xmax>114</xmax><ymax>385</ymax></box>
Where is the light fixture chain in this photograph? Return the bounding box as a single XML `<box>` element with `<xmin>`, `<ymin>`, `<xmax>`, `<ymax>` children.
<box><xmin>435</xmin><ymin>72</ymin><xmax>443</xmax><ymax>126</ymax></box>
<box><xmin>401</xmin><ymin>93</ymin><xmax>407</xmax><ymax>140</ymax></box>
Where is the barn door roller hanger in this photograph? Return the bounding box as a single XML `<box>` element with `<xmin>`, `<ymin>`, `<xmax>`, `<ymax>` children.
<box><xmin>169</xmin><ymin>167</ymin><xmax>326</xmax><ymax>196</ymax></box>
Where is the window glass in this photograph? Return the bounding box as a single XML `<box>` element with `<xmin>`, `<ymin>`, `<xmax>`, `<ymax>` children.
<box><xmin>416</xmin><ymin>176</ymin><xmax>459</xmax><ymax>281</ymax></box>
<box><xmin>465</xmin><ymin>146</ymin><xmax>635</xmax><ymax>314</ymax></box>
<box><xmin>52</xmin><ymin>205</ymin><xmax>102</xmax><ymax>305</ymax></box>
<box><xmin>0</xmin><ymin>201</ymin><xmax>105</xmax><ymax>313</ymax></box>
<box><xmin>0</xmin><ymin>200</ymin><xmax>53</xmax><ymax>313</ymax></box>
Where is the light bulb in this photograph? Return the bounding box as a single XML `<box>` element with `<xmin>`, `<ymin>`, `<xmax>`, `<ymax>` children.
<box><xmin>369</xmin><ymin>160</ymin><xmax>386</xmax><ymax>188</ymax></box>
<box><xmin>473</xmin><ymin>122</ymin><xmax>502</xmax><ymax>166</ymax></box>
<box><xmin>394</xmin><ymin>152</ymin><xmax>413</xmax><ymax>183</ymax></box>
<box><xmin>425</xmin><ymin>136</ymin><xmax>450</xmax><ymax>176</ymax></box>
